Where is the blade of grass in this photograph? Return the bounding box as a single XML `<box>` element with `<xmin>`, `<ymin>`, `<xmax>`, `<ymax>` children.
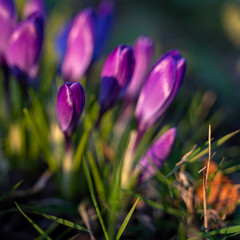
<box><xmin>165</xmin><ymin>129</ymin><xmax>240</xmax><ymax>178</ymax></box>
<box><xmin>0</xmin><ymin>180</ymin><xmax>22</xmax><ymax>202</ymax></box>
<box><xmin>15</xmin><ymin>202</ymin><xmax>52</xmax><ymax>240</ymax></box>
<box><xmin>87</xmin><ymin>151</ymin><xmax>106</xmax><ymax>201</ymax></box>
<box><xmin>115</xmin><ymin>197</ymin><xmax>139</xmax><ymax>240</ymax></box>
<box><xmin>23</xmin><ymin>108</ymin><xmax>57</xmax><ymax>172</ymax></box>
<box><xmin>123</xmin><ymin>190</ymin><xmax>187</xmax><ymax>218</ymax></box>
<box><xmin>35</xmin><ymin>222</ymin><xmax>58</xmax><ymax>240</ymax></box>
<box><xmin>188</xmin><ymin>225</ymin><xmax>240</xmax><ymax>239</ymax></box>
<box><xmin>73</xmin><ymin>98</ymin><xmax>99</xmax><ymax>170</ymax></box>
<box><xmin>83</xmin><ymin>158</ymin><xmax>110</xmax><ymax>240</ymax></box>
<box><xmin>33</xmin><ymin>211</ymin><xmax>89</xmax><ymax>232</ymax></box>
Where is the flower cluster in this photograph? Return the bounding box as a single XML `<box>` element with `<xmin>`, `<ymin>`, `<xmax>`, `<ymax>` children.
<box><xmin>0</xmin><ymin>0</ymin><xmax>45</xmax><ymax>82</ymax></box>
<box><xmin>0</xmin><ymin>0</ymin><xmax>186</xmax><ymax>184</ymax></box>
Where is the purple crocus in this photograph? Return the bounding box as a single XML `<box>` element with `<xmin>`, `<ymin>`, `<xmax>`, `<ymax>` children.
<box><xmin>23</xmin><ymin>0</ymin><xmax>45</xmax><ymax>19</ymax></box>
<box><xmin>56</xmin><ymin>82</ymin><xmax>85</xmax><ymax>137</ymax></box>
<box><xmin>61</xmin><ymin>9</ymin><xmax>95</xmax><ymax>82</ymax></box>
<box><xmin>7</xmin><ymin>12</ymin><xmax>44</xmax><ymax>80</ymax></box>
<box><xmin>57</xmin><ymin>2</ymin><xmax>114</xmax><ymax>82</ymax></box>
<box><xmin>0</xmin><ymin>0</ymin><xmax>17</xmax><ymax>64</ymax></box>
<box><xmin>125</xmin><ymin>36</ymin><xmax>154</xmax><ymax>102</ymax></box>
<box><xmin>135</xmin><ymin>50</ymin><xmax>186</xmax><ymax>135</ymax></box>
<box><xmin>99</xmin><ymin>45</ymin><xmax>135</xmax><ymax>114</ymax></box>
<box><xmin>136</xmin><ymin>128</ymin><xmax>177</xmax><ymax>182</ymax></box>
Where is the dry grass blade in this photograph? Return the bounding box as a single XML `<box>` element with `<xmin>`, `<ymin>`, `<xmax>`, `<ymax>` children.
<box><xmin>203</xmin><ymin>124</ymin><xmax>211</xmax><ymax>233</ymax></box>
<box><xmin>78</xmin><ymin>203</ymin><xmax>96</xmax><ymax>240</ymax></box>
<box><xmin>175</xmin><ymin>145</ymin><xmax>197</xmax><ymax>167</ymax></box>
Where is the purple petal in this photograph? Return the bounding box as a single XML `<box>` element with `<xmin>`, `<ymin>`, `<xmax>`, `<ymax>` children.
<box><xmin>61</xmin><ymin>9</ymin><xmax>95</xmax><ymax>82</ymax></box>
<box><xmin>70</xmin><ymin>82</ymin><xmax>85</xmax><ymax>118</ymax></box>
<box><xmin>55</xmin><ymin>20</ymin><xmax>72</xmax><ymax>61</ymax></box>
<box><xmin>99</xmin><ymin>45</ymin><xmax>135</xmax><ymax>112</ymax></box>
<box><xmin>135</xmin><ymin>56</ymin><xmax>176</xmax><ymax>131</ymax></box>
<box><xmin>7</xmin><ymin>13</ymin><xmax>44</xmax><ymax>78</ymax></box>
<box><xmin>56</xmin><ymin>84</ymin><xmax>74</xmax><ymax>133</ymax></box>
<box><xmin>23</xmin><ymin>0</ymin><xmax>45</xmax><ymax>19</ymax></box>
<box><xmin>93</xmin><ymin>0</ymin><xmax>114</xmax><ymax>60</ymax></box>
<box><xmin>126</xmin><ymin>36</ymin><xmax>154</xmax><ymax>100</ymax></box>
<box><xmin>0</xmin><ymin>0</ymin><xmax>17</xmax><ymax>63</ymax></box>
<box><xmin>99</xmin><ymin>76</ymin><xmax>121</xmax><ymax>112</ymax></box>
<box><xmin>137</xmin><ymin>128</ymin><xmax>177</xmax><ymax>182</ymax></box>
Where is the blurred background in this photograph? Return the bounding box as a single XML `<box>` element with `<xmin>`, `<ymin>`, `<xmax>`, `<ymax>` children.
<box><xmin>1</xmin><ymin>0</ymin><xmax>240</xmax><ymax>238</ymax></box>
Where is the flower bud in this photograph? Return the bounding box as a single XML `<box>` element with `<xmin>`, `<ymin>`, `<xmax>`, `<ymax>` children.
<box><xmin>125</xmin><ymin>36</ymin><xmax>154</xmax><ymax>101</ymax></box>
<box><xmin>135</xmin><ymin>50</ymin><xmax>186</xmax><ymax>133</ymax></box>
<box><xmin>136</xmin><ymin>128</ymin><xmax>176</xmax><ymax>182</ymax></box>
<box><xmin>0</xmin><ymin>0</ymin><xmax>17</xmax><ymax>64</ymax></box>
<box><xmin>99</xmin><ymin>45</ymin><xmax>135</xmax><ymax>113</ymax></box>
<box><xmin>7</xmin><ymin>12</ymin><xmax>44</xmax><ymax>80</ymax></box>
<box><xmin>23</xmin><ymin>0</ymin><xmax>46</xmax><ymax>19</ymax></box>
<box><xmin>61</xmin><ymin>9</ymin><xmax>95</xmax><ymax>82</ymax></box>
<box><xmin>56</xmin><ymin>82</ymin><xmax>85</xmax><ymax>137</ymax></box>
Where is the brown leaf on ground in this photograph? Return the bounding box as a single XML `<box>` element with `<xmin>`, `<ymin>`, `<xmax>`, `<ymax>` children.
<box><xmin>196</xmin><ymin>161</ymin><xmax>239</xmax><ymax>216</ymax></box>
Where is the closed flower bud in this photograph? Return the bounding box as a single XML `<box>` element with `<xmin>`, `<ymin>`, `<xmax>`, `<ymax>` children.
<box><xmin>135</xmin><ymin>50</ymin><xmax>186</xmax><ymax>133</ymax></box>
<box><xmin>7</xmin><ymin>12</ymin><xmax>44</xmax><ymax>80</ymax></box>
<box><xmin>0</xmin><ymin>0</ymin><xmax>17</xmax><ymax>64</ymax></box>
<box><xmin>61</xmin><ymin>9</ymin><xmax>95</xmax><ymax>82</ymax></box>
<box><xmin>136</xmin><ymin>128</ymin><xmax>176</xmax><ymax>182</ymax></box>
<box><xmin>99</xmin><ymin>45</ymin><xmax>135</xmax><ymax>113</ymax></box>
<box><xmin>23</xmin><ymin>0</ymin><xmax>46</xmax><ymax>19</ymax></box>
<box><xmin>126</xmin><ymin>36</ymin><xmax>154</xmax><ymax>101</ymax></box>
<box><xmin>56</xmin><ymin>82</ymin><xmax>85</xmax><ymax>137</ymax></box>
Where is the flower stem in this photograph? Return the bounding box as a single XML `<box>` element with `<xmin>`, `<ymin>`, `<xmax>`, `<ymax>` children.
<box><xmin>2</xmin><ymin>64</ymin><xmax>11</xmax><ymax>120</ymax></box>
<box><xmin>62</xmin><ymin>134</ymin><xmax>73</xmax><ymax>199</ymax></box>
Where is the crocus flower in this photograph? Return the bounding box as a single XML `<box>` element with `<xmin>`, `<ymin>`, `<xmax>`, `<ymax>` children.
<box><xmin>61</xmin><ymin>9</ymin><xmax>95</xmax><ymax>82</ymax></box>
<box><xmin>7</xmin><ymin>12</ymin><xmax>44</xmax><ymax>80</ymax></box>
<box><xmin>125</xmin><ymin>36</ymin><xmax>154</xmax><ymax>102</ymax></box>
<box><xmin>136</xmin><ymin>128</ymin><xmax>177</xmax><ymax>182</ymax></box>
<box><xmin>135</xmin><ymin>50</ymin><xmax>186</xmax><ymax>134</ymax></box>
<box><xmin>58</xmin><ymin>2</ymin><xmax>114</xmax><ymax>82</ymax></box>
<box><xmin>56</xmin><ymin>82</ymin><xmax>85</xmax><ymax>137</ymax></box>
<box><xmin>99</xmin><ymin>45</ymin><xmax>135</xmax><ymax>114</ymax></box>
<box><xmin>23</xmin><ymin>0</ymin><xmax>45</xmax><ymax>19</ymax></box>
<box><xmin>0</xmin><ymin>0</ymin><xmax>17</xmax><ymax>64</ymax></box>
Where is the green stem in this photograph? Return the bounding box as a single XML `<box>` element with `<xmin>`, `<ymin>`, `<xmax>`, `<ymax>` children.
<box><xmin>62</xmin><ymin>134</ymin><xmax>73</xmax><ymax>199</ymax></box>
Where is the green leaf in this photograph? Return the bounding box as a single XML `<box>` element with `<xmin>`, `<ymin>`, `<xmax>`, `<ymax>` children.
<box><xmin>83</xmin><ymin>158</ymin><xmax>110</xmax><ymax>240</ymax></box>
<box><xmin>87</xmin><ymin>151</ymin><xmax>106</xmax><ymax>201</ymax></box>
<box><xmin>115</xmin><ymin>197</ymin><xmax>139</xmax><ymax>240</ymax></box>
<box><xmin>188</xmin><ymin>225</ymin><xmax>240</xmax><ymax>239</ymax></box>
<box><xmin>23</xmin><ymin>108</ymin><xmax>57</xmax><ymax>172</ymax></box>
<box><xmin>15</xmin><ymin>202</ymin><xmax>52</xmax><ymax>240</ymax></box>
<box><xmin>124</xmin><ymin>190</ymin><xmax>187</xmax><ymax>218</ymax></box>
<box><xmin>33</xmin><ymin>211</ymin><xmax>89</xmax><ymax>232</ymax></box>
<box><xmin>0</xmin><ymin>180</ymin><xmax>22</xmax><ymax>202</ymax></box>
<box><xmin>165</xmin><ymin>129</ymin><xmax>240</xmax><ymax>178</ymax></box>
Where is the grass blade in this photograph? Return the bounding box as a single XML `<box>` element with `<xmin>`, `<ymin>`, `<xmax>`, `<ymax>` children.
<box><xmin>0</xmin><ymin>180</ymin><xmax>22</xmax><ymax>202</ymax></box>
<box><xmin>123</xmin><ymin>190</ymin><xmax>187</xmax><ymax>218</ymax></box>
<box><xmin>188</xmin><ymin>225</ymin><xmax>240</xmax><ymax>239</ymax></box>
<box><xmin>23</xmin><ymin>108</ymin><xmax>57</xmax><ymax>172</ymax></box>
<box><xmin>165</xmin><ymin>129</ymin><xmax>240</xmax><ymax>178</ymax></box>
<box><xmin>115</xmin><ymin>197</ymin><xmax>139</xmax><ymax>240</ymax></box>
<box><xmin>34</xmin><ymin>211</ymin><xmax>89</xmax><ymax>232</ymax></box>
<box><xmin>15</xmin><ymin>202</ymin><xmax>52</xmax><ymax>240</ymax></box>
<box><xmin>87</xmin><ymin>151</ymin><xmax>106</xmax><ymax>201</ymax></box>
<box><xmin>83</xmin><ymin>158</ymin><xmax>110</xmax><ymax>240</ymax></box>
